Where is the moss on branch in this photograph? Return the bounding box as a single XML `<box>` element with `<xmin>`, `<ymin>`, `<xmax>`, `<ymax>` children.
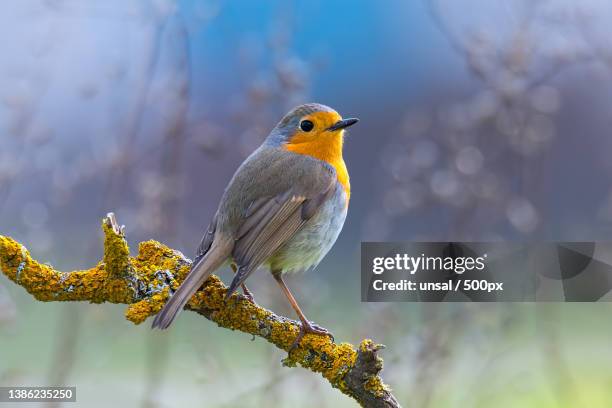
<box><xmin>0</xmin><ymin>213</ymin><xmax>401</xmax><ymax>408</ymax></box>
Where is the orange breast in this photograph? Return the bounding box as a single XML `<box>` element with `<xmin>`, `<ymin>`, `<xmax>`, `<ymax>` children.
<box><xmin>284</xmin><ymin>134</ymin><xmax>350</xmax><ymax>203</ymax></box>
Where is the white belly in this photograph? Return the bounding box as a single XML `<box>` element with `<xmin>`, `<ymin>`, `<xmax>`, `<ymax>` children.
<box><xmin>268</xmin><ymin>184</ymin><xmax>348</xmax><ymax>274</ymax></box>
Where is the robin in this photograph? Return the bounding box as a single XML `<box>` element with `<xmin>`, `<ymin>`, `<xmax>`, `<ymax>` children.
<box><xmin>152</xmin><ymin>103</ymin><xmax>358</xmax><ymax>348</ymax></box>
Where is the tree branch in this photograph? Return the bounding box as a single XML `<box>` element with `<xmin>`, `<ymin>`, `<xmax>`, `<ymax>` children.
<box><xmin>0</xmin><ymin>213</ymin><xmax>401</xmax><ymax>408</ymax></box>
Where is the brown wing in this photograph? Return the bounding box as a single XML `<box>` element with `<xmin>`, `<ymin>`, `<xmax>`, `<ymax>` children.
<box><xmin>226</xmin><ymin>183</ymin><xmax>335</xmax><ymax>297</ymax></box>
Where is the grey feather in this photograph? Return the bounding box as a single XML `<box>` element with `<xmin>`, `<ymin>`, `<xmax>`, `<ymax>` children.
<box><xmin>193</xmin><ymin>213</ymin><xmax>217</xmax><ymax>267</ymax></box>
<box><xmin>227</xmin><ymin>179</ymin><xmax>334</xmax><ymax>297</ymax></box>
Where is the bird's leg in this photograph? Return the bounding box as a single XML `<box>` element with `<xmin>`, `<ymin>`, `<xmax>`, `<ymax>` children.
<box><xmin>231</xmin><ymin>263</ymin><xmax>255</xmax><ymax>303</ymax></box>
<box><xmin>272</xmin><ymin>272</ymin><xmax>334</xmax><ymax>350</ymax></box>
<box><xmin>240</xmin><ymin>283</ymin><xmax>255</xmax><ymax>303</ymax></box>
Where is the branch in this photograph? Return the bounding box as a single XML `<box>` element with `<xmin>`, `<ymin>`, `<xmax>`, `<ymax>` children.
<box><xmin>0</xmin><ymin>213</ymin><xmax>401</xmax><ymax>408</ymax></box>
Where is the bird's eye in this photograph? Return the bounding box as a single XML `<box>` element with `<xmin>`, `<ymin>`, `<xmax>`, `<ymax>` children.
<box><xmin>299</xmin><ymin>120</ymin><xmax>314</xmax><ymax>132</ymax></box>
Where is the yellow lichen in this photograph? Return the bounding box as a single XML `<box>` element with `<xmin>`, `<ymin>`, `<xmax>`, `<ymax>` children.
<box><xmin>359</xmin><ymin>338</ymin><xmax>374</xmax><ymax>353</ymax></box>
<box><xmin>364</xmin><ymin>375</ymin><xmax>388</xmax><ymax>398</ymax></box>
<box><xmin>359</xmin><ymin>339</ymin><xmax>390</xmax><ymax>398</ymax></box>
<box><xmin>101</xmin><ymin>220</ymin><xmax>131</xmax><ymax>278</ymax></box>
<box><xmin>126</xmin><ymin>296</ymin><xmax>158</xmax><ymax>324</ymax></box>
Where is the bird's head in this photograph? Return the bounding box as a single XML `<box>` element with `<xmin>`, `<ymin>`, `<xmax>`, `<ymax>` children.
<box><xmin>266</xmin><ymin>103</ymin><xmax>359</xmax><ymax>148</ymax></box>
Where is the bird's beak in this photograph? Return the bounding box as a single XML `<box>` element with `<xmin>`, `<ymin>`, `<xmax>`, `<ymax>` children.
<box><xmin>327</xmin><ymin>117</ymin><xmax>359</xmax><ymax>132</ymax></box>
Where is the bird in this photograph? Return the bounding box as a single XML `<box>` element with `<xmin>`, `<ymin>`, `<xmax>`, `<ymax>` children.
<box><xmin>152</xmin><ymin>103</ymin><xmax>358</xmax><ymax>348</ymax></box>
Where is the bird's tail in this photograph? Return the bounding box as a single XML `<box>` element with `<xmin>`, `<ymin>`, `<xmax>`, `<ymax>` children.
<box><xmin>152</xmin><ymin>237</ymin><xmax>231</xmax><ymax>329</ymax></box>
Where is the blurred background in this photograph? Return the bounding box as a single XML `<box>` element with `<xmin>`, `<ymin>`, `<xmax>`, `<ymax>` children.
<box><xmin>2</xmin><ymin>0</ymin><xmax>612</xmax><ymax>406</ymax></box>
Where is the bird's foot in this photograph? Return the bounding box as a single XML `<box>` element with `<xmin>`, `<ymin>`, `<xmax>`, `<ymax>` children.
<box><xmin>241</xmin><ymin>284</ymin><xmax>255</xmax><ymax>303</ymax></box>
<box><xmin>290</xmin><ymin>320</ymin><xmax>334</xmax><ymax>351</ymax></box>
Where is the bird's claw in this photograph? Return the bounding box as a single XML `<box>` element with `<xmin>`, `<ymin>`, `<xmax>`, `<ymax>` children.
<box><xmin>241</xmin><ymin>284</ymin><xmax>255</xmax><ymax>303</ymax></box>
<box><xmin>241</xmin><ymin>291</ymin><xmax>255</xmax><ymax>303</ymax></box>
<box><xmin>289</xmin><ymin>321</ymin><xmax>334</xmax><ymax>351</ymax></box>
